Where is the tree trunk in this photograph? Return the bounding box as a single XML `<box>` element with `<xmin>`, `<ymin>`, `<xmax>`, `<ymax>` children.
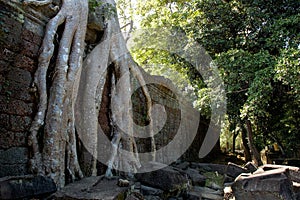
<box><xmin>245</xmin><ymin>119</ymin><xmax>263</xmax><ymax>166</ymax></box>
<box><xmin>24</xmin><ymin>0</ymin><xmax>155</xmax><ymax>188</ymax></box>
<box><xmin>241</xmin><ymin>126</ymin><xmax>252</xmax><ymax>162</ymax></box>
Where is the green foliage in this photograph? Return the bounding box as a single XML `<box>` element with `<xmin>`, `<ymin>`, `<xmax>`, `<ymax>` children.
<box><xmin>88</xmin><ymin>0</ymin><xmax>117</xmax><ymax>19</ymax></box>
<box><xmin>129</xmin><ymin>0</ymin><xmax>300</xmax><ymax>156</ymax></box>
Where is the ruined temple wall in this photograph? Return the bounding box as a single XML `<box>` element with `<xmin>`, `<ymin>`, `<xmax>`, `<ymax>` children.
<box><xmin>0</xmin><ymin>0</ymin><xmax>209</xmax><ymax>178</ymax></box>
<box><xmin>0</xmin><ymin>0</ymin><xmax>51</xmax><ymax>177</ymax></box>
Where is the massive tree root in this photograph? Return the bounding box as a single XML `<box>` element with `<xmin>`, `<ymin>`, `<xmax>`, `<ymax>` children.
<box><xmin>76</xmin><ymin>0</ymin><xmax>156</xmax><ymax>177</ymax></box>
<box><xmin>25</xmin><ymin>0</ymin><xmax>155</xmax><ymax>187</ymax></box>
<box><xmin>24</xmin><ymin>0</ymin><xmax>88</xmax><ymax>187</ymax></box>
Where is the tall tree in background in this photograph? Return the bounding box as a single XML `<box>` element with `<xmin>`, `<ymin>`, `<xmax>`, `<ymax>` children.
<box><xmin>133</xmin><ymin>0</ymin><xmax>300</xmax><ymax>164</ymax></box>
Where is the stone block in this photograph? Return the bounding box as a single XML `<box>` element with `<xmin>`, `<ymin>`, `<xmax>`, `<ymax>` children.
<box><xmin>0</xmin><ymin>79</ymin><xmax>33</xmax><ymax>101</ymax></box>
<box><xmin>261</xmin><ymin>164</ymin><xmax>300</xmax><ymax>183</ymax></box>
<box><xmin>0</xmin><ymin>95</ymin><xmax>33</xmax><ymax>115</ymax></box>
<box><xmin>184</xmin><ymin>168</ymin><xmax>206</xmax><ymax>186</ymax></box>
<box><xmin>21</xmin><ymin>40</ymin><xmax>40</xmax><ymax>58</ymax></box>
<box><xmin>244</xmin><ymin>162</ymin><xmax>258</xmax><ymax>173</ymax></box>
<box><xmin>6</xmin><ymin>67</ymin><xmax>32</xmax><ymax>85</ymax></box>
<box><xmin>10</xmin><ymin>115</ymin><xmax>31</xmax><ymax>132</ymax></box>
<box><xmin>0</xmin><ymin>114</ymin><xmax>10</xmax><ymax>130</ymax></box>
<box><xmin>141</xmin><ymin>185</ymin><xmax>164</xmax><ymax>196</ymax></box>
<box><xmin>0</xmin><ymin>175</ymin><xmax>56</xmax><ymax>199</ymax></box>
<box><xmin>53</xmin><ymin>176</ymin><xmax>129</xmax><ymax>200</ymax></box>
<box><xmin>21</xmin><ymin>29</ymin><xmax>42</xmax><ymax>45</ymax></box>
<box><xmin>190</xmin><ymin>163</ymin><xmax>227</xmax><ymax>174</ymax></box>
<box><xmin>0</xmin><ymin>47</ymin><xmax>17</xmax><ymax>63</ymax></box>
<box><xmin>14</xmin><ymin>55</ymin><xmax>37</xmax><ymax>73</ymax></box>
<box><xmin>232</xmin><ymin>168</ymin><xmax>295</xmax><ymax>200</ymax></box>
<box><xmin>226</xmin><ymin>162</ymin><xmax>249</xmax><ymax>178</ymax></box>
<box><xmin>0</xmin><ymin>164</ymin><xmax>28</xmax><ymax>177</ymax></box>
<box><xmin>0</xmin><ymin>147</ymin><xmax>28</xmax><ymax>164</ymax></box>
<box><xmin>136</xmin><ymin>162</ymin><xmax>189</xmax><ymax>192</ymax></box>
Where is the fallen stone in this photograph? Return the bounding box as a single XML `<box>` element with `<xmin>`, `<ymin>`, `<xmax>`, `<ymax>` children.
<box><xmin>232</xmin><ymin>168</ymin><xmax>295</xmax><ymax>200</ymax></box>
<box><xmin>144</xmin><ymin>195</ymin><xmax>163</xmax><ymax>200</ymax></box>
<box><xmin>260</xmin><ymin>164</ymin><xmax>300</xmax><ymax>183</ymax></box>
<box><xmin>184</xmin><ymin>168</ymin><xmax>206</xmax><ymax>186</ymax></box>
<box><xmin>176</xmin><ymin>161</ymin><xmax>190</xmax><ymax>170</ymax></box>
<box><xmin>136</xmin><ymin>163</ymin><xmax>189</xmax><ymax>192</ymax></box>
<box><xmin>193</xmin><ymin>186</ymin><xmax>223</xmax><ymax>200</ymax></box>
<box><xmin>191</xmin><ymin>163</ymin><xmax>227</xmax><ymax>174</ymax></box>
<box><xmin>186</xmin><ymin>191</ymin><xmax>202</xmax><ymax>200</ymax></box>
<box><xmin>125</xmin><ymin>192</ymin><xmax>144</xmax><ymax>200</ymax></box>
<box><xmin>141</xmin><ymin>185</ymin><xmax>164</xmax><ymax>196</ymax></box>
<box><xmin>223</xmin><ymin>174</ymin><xmax>234</xmax><ymax>183</ymax></box>
<box><xmin>53</xmin><ymin>176</ymin><xmax>130</xmax><ymax>200</ymax></box>
<box><xmin>226</xmin><ymin>162</ymin><xmax>249</xmax><ymax>178</ymax></box>
<box><xmin>0</xmin><ymin>175</ymin><xmax>56</xmax><ymax>199</ymax></box>
<box><xmin>244</xmin><ymin>162</ymin><xmax>258</xmax><ymax>173</ymax></box>
<box><xmin>118</xmin><ymin>178</ymin><xmax>130</xmax><ymax>187</ymax></box>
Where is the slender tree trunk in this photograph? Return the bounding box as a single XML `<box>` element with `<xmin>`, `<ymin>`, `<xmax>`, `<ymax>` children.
<box><xmin>232</xmin><ymin>132</ymin><xmax>238</xmax><ymax>154</ymax></box>
<box><xmin>241</xmin><ymin>126</ymin><xmax>252</xmax><ymax>162</ymax></box>
<box><xmin>245</xmin><ymin>119</ymin><xmax>263</xmax><ymax>166</ymax></box>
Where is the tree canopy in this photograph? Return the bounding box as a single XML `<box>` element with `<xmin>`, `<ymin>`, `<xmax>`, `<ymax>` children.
<box><xmin>128</xmin><ymin>0</ymin><xmax>300</xmax><ymax>158</ymax></box>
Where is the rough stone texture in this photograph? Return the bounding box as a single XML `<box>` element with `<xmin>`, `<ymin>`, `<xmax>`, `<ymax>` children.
<box><xmin>0</xmin><ymin>175</ymin><xmax>56</xmax><ymax>199</ymax></box>
<box><xmin>53</xmin><ymin>176</ymin><xmax>129</xmax><ymax>200</ymax></box>
<box><xmin>0</xmin><ymin>0</ymin><xmax>215</xmax><ymax>183</ymax></box>
<box><xmin>261</xmin><ymin>164</ymin><xmax>300</xmax><ymax>183</ymax></box>
<box><xmin>191</xmin><ymin>163</ymin><xmax>227</xmax><ymax>175</ymax></box>
<box><xmin>0</xmin><ymin>0</ymin><xmax>47</xmax><ymax>177</ymax></box>
<box><xmin>0</xmin><ymin>147</ymin><xmax>28</xmax><ymax>177</ymax></box>
<box><xmin>184</xmin><ymin>168</ymin><xmax>206</xmax><ymax>186</ymax></box>
<box><xmin>226</xmin><ymin>162</ymin><xmax>249</xmax><ymax>178</ymax></box>
<box><xmin>232</xmin><ymin>168</ymin><xmax>295</xmax><ymax>200</ymax></box>
<box><xmin>244</xmin><ymin>162</ymin><xmax>258</xmax><ymax>173</ymax></box>
<box><xmin>136</xmin><ymin>163</ymin><xmax>189</xmax><ymax>192</ymax></box>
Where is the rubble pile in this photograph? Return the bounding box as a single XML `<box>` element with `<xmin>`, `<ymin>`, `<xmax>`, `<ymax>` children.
<box><xmin>1</xmin><ymin>162</ymin><xmax>300</xmax><ymax>199</ymax></box>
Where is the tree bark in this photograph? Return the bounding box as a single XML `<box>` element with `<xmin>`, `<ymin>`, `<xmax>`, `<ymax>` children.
<box><xmin>24</xmin><ymin>0</ymin><xmax>155</xmax><ymax>188</ymax></box>
<box><xmin>245</xmin><ymin>119</ymin><xmax>263</xmax><ymax>166</ymax></box>
<box><xmin>241</xmin><ymin>125</ymin><xmax>252</xmax><ymax>162</ymax></box>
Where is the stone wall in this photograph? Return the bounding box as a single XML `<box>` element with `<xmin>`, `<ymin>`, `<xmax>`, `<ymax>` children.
<box><xmin>0</xmin><ymin>0</ymin><xmax>50</xmax><ymax>177</ymax></box>
<box><xmin>0</xmin><ymin>0</ymin><xmax>215</xmax><ymax>178</ymax></box>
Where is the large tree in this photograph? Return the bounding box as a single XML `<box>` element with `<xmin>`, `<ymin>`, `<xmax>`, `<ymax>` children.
<box><xmin>133</xmin><ymin>0</ymin><xmax>300</xmax><ymax>164</ymax></box>
<box><xmin>23</xmin><ymin>0</ymin><xmax>155</xmax><ymax>188</ymax></box>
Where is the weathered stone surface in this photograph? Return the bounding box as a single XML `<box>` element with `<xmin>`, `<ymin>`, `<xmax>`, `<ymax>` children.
<box><xmin>53</xmin><ymin>177</ymin><xmax>130</xmax><ymax>200</ymax></box>
<box><xmin>226</xmin><ymin>162</ymin><xmax>249</xmax><ymax>178</ymax></box>
<box><xmin>141</xmin><ymin>185</ymin><xmax>164</xmax><ymax>196</ymax></box>
<box><xmin>136</xmin><ymin>163</ymin><xmax>189</xmax><ymax>192</ymax></box>
<box><xmin>175</xmin><ymin>161</ymin><xmax>190</xmax><ymax>170</ymax></box>
<box><xmin>0</xmin><ymin>147</ymin><xmax>28</xmax><ymax>164</ymax></box>
<box><xmin>0</xmin><ymin>95</ymin><xmax>33</xmax><ymax>116</ymax></box>
<box><xmin>10</xmin><ymin>115</ymin><xmax>31</xmax><ymax>132</ymax></box>
<box><xmin>193</xmin><ymin>186</ymin><xmax>223</xmax><ymax>200</ymax></box>
<box><xmin>191</xmin><ymin>163</ymin><xmax>227</xmax><ymax>174</ymax></box>
<box><xmin>0</xmin><ymin>79</ymin><xmax>33</xmax><ymax>102</ymax></box>
<box><xmin>6</xmin><ymin>67</ymin><xmax>32</xmax><ymax>85</ymax></box>
<box><xmin>244</xmin><ymin>162</ymin><xmax>258</xmax><ymax>173</ymax></box>
<box><xmin>184</xmin><ymin>168</ymin><xmax>206</xmax><ymax>186</ymax></box>
<box><xmin>232</xmin><ymin>168</ymin><xmax>295</xmax><ymax>200</ymax></box>
<box><xmin>186</xmin><ymin>191</ymin><xmax>202</xmax><ymax>200</ymax></box>
<box><xmin>0</xmin><ymin>164</ymin><xmax>28</xmax><ymax>177</ymax></box>
<box><xmin>261</xmin><ymin>164</ymin><xmax>300</xmax><ymax>183</ymax></box>
<box><xmin>144</xmin><ymin>195</ymin><xmax>163</xmax><ymax>200</ymax></box>
<box><xmin>0</xmin><ymin>128</ymin><xmax>28</xmax><ymax>149</ymax></box>
<box><xmin>0</xmin><ymin>114</ymin><xmax>10</xmax><ymax>130</ymax></box>
<box><xmin>0</xmin><ymin>175</ymin><xmax>56</xmax><ymax>199</ymax></box>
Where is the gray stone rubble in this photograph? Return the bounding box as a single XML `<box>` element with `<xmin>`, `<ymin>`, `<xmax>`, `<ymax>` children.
<box><xmin>1</xmin><ymin>161</ymin><xmax>300</xmax><ymax>199</ymax></box>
